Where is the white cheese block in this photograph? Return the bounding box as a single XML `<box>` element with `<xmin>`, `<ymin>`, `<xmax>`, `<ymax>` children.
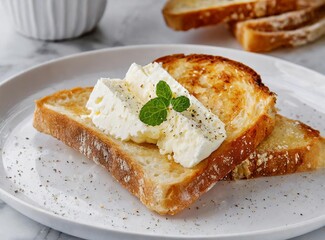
<box><xmin>86</xmin><ymin>78</ymin><xmax>160</xmax><ymax>144</ymax></box>
<box><xmin>125</xmin><ymin>63</ymin><xmax>227</xmax><ymax>168</ymax></box>
<box><xmin>87</xmin><ymin>63</ymin><xmax>227</xmax><ymax>168</ymax></box>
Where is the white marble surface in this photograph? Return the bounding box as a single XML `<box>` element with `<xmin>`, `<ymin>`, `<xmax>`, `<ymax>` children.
<box><xmin>0</xmin><ymin>1</ymin><xmax>324</xmax><ymax>239</ymax></box>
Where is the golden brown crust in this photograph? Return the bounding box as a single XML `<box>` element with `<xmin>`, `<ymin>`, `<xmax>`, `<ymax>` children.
<box><xmin>162</xmin><ymin>110</ymin><xmax>275</xmax><ymax>213</ymax></box>
<box><xmin>231</xmin><ymin>4</ymin><xmax>325</xmax><ymax>52</ymax></box>
<box><xmin>34</xmin><ymin>88</ymin><xmax>149</xmax><ymax>210</ymax></box>
<box><xmin>162</xmin><ymin>0</ymin><xmax>299</xmax><ymax>31</ymax></box>
<box><xmin>33</xmin><ymin>54</ymin><xmax>276</xmax><ymax>215</ymax></box>
<box><xmin>155</xmin><ymin>54</ymin><xmax>276</xmax><ymax>138</ymax></box>
<box><xmin>155</xmin><ymin>53</ymin><xmax>272</xmax><ymax>95</ymax></box>
<box><xmin>33</xmin><ymin>90</ymin><xmax>275</xmax><ymax>214</ymax></box>
<box><xmin>226</xmin><ymin>115</ymin><xmax>325</xmax><ymax>180</ymax></box>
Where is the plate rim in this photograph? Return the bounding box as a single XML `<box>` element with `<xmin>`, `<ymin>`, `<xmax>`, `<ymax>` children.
<box><xmin>0</xmin><ymin>44</ymin><xmax>324</xmax><ymax>239</ymax></box>
<box><xmin>1</xmin><ymin>43</ymin><xmax>325</xmax><ymax>88</ymax></box>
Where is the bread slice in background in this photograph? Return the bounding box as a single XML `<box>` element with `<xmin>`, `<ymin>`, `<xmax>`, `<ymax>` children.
<box><xmin>227</xmin><ymin>115</ymin><xmax>325</xmax><ymax>180</ymax></box>
<box><xmin>34</xmin><ymin>54</ymin><xmax>276</xmax><ymax>215</ymax></box>
<box><xmin>162</xmin><ymin>0</ymin><xmax>300</xmax><ymax>31</ymax></box>
<box><xmin>231</xmin><ymin>3</ymin><xmax>325</xmax><ymax>52</ymax></box>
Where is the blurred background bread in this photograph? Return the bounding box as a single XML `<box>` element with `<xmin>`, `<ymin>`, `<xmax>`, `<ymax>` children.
<box><xmin>162</xmin><ymin>0</ymin><xmax>325</xmax><ymax>52</ymax></box>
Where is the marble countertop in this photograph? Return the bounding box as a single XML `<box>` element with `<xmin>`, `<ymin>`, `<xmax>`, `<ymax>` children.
<box><xmin>0</xmin><ymin>1</ymin><xmax>324</xmax><ymax>239</ymax></box>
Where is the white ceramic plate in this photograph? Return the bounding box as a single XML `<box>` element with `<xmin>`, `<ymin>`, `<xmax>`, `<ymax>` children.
<box><xmin>0</xmin><ymin>45</ymin><xmax>324</xmax><ymax>240</ymax></box>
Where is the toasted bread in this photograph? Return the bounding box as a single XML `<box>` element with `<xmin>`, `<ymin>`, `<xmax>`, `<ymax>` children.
<box><xmin>162</xmin><ymin>0</ymin><xmax>299</xmax><ymax>31</ymax></box>
<box><xmin>34</xmin><ymin>54</ymin><xmax>276</xmax><ymax>215</ymax></box>
<box><xmin>157</xmin><ymin>55</ymin><xmax>325</xmax><ymax>179</ymax></box>
<box><xmin>227</xmin><ymin>115</ymin><xmax>325</xmax><ymax>179</ymax></box>
<box><xmin>231</xmin><ymin>3</ymin><xmax>325</xmax><ymax>52</ymax></box>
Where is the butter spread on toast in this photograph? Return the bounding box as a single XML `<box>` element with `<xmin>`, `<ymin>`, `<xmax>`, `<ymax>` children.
<box><xmin>86</xmin><ymin>63</ymin><xmax>226</xmax><ymax>168</ymax></box>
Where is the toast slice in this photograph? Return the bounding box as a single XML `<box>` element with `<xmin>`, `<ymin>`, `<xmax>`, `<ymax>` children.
<box><xmin>162</xmin><ymin>0</ymin><xmax>300</xmax><ymax>31</ymax></box>
<box><xmin>231</xmin><ymin>3</ymin><xmax>325</xmax><ymax>52</ymax></box>
<box><xmin>227</xmin><ymin>115</ymin><xmax>325</xmax><ymax>179</ymax></box>
<box><xmin>34</xmin><ymin>54</ymin><xmax>276</xmax><ymax>215</ymax></box>
<box><xmin>157</xmin><ymin>55</ymin><xmax>325</xmax><ymax>179</ymax></box>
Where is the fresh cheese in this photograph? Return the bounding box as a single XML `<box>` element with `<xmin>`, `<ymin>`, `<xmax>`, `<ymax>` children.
<box><xmin>86</xmin><ymin>63</ymin><xmax>227</xmax><ymax>168</ymax></box>
<box><xmin>125</xmin><ymin>63</ymin><xmax>227</xmax><ymax>167</ymax></box>
<box><xmin>86</xmin><ymin>78</ymin><xmax>160</xmax><ymax>144</ymax></box>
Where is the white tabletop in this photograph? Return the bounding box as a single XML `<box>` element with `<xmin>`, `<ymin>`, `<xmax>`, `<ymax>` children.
<box><xmin>0</xmin><ymin>1</ymin><xmax>324</xmax><ymax>239</ymax></box>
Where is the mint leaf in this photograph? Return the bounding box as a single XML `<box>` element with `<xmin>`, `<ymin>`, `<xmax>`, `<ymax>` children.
<box><xmin>159</xmin><ymin>97</ymin><xmax>170</xmax><ymax>107</ymax></box>
<box><xmin>171</xmin><ymin>96</ymin><xmax>190</xmax><ymax>112</ymax></box>
<box><xmin>139</xmin><ymin>81</ymin><xmax>191</xmax><ymax>126</ymax></box>
<box><xmin>139</xmin><ymin>97</ymin><xmax>168</xmax><ymax>126</ymax></box>
<box><xmin>156</xmin><ymin>80</ymin><xmax>172</xmax><ymax>102</ymax></box>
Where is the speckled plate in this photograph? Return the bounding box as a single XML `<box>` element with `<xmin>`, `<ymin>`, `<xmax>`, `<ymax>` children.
<box><xmin>0</xmin><ymin>45</ymin><xmax>324</xmax><ymax>240</ymax></box>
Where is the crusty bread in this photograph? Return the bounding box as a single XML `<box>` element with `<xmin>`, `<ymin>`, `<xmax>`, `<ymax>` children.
<box><xmin>158</xmin><ymin>55</ymin><xmax>325</xmax><ymax>179</ymax></box>
<box><xmin>231</xmin><ymin>3</ymin><xmax>325</xmax><ymax>52</ymax></box>
<box><xmin>227</xmin><ymin>115</ymin><xmax>325</xmax><ymax>179</ymax></box>
<box><xmin>162</xmin><ymin>0</ymin><xmax>299</xmax><ymax>31</ymax></box>
<box><xmin>34</xmin><ymin>54</ymin><xmax>276</xmax><ymax>215</ymax></box>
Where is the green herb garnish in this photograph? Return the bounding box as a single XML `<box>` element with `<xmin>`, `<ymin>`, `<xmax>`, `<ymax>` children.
<box><xmin>171</xmin><ymin>96</ymin><xmax>190</xmax><ymax>112</ymax></box>
<box><xmin>139</xmin><ymin>98</ymin><xmax>169</xmax><ymax>126</ymax></box>
<box><xmin>156</xmin><ymin>81</ymin><xmax>172</xmax><ymax>102</ymax></box>
<box><xmin>139</xmin><ymin>80</ymin><xmax>190</xmax><ymax>126</ymax></box>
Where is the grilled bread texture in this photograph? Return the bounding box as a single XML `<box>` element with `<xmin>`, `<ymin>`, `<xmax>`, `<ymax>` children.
<box><xmin>228</xmin><ymin>115</ymin><xmax>325</xmax><ymax>179</ymax></box>
<box><xmin>162</xmin><ymin>0</ymin><xmax>299</xmax><ymax>31</ymax></box>
<box><xmin>34</xmin><ymin>54</ymin><xmax>276</xmax><ymax>215</ymax></box>
<box><xmin>231</xmin><ymin>3</ymin><xmax>325</xmax><ymax>52</ymax></box>
<box><xmin>158</xmin><ymin>55</ymin><xmax>325</xmax><ymax>179</ymax></box>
